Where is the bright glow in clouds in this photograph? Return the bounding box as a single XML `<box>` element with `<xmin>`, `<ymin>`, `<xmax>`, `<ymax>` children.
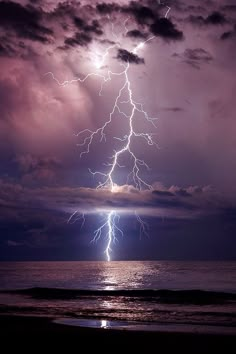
<box><xmin>47</xmin><ymin>2</ymin><xmax>171</xmax><ymax>261</ymax></box>
<box><xmin>93</xmin><ymin>43</ymin><xmax>119</xmax><ymax>70</ymax></box>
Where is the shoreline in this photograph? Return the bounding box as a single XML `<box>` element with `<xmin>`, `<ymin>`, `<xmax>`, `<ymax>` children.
<box><xmin>55</xmin><ymin>317</ymin><xmax>236</xmax><ymax>336</ymax></box>
<box><xmin>1</xmin><ymin>314</ymin><xmax>236</xmax><ymax>353</ymax></box>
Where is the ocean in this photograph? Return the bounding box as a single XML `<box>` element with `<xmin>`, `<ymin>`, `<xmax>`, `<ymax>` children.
<box><xmin>0</xmin><ymin>261</ymin><xmax>236</xmax><ymax>333</ymax></box>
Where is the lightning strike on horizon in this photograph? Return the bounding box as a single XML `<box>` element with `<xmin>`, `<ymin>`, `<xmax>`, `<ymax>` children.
<box><xmin>91</xmin><ymin>210</ymin><xmax>123</xmax><ymax>262</ymax></box>
<box><xmin>47</xmin><ymin>2</ymin><xmax>171</xmax><ymax>261</ymax></box>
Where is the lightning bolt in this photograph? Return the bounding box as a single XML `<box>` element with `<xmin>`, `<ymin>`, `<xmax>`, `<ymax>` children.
<box><xmin>67</xmin><ymin>210</ymin><xmax>85</xmax><ymax>228</ymax></box>
<box><xmin>135</xmin><ymin>212</ymin><xmax>150</xmax><ymax>240</ymax></box>
<box><xmin>47</xmin><ymin>2</ymin><xmax>171</xmax><ymax>261</ymax></box>
<box><xmin>91</xmin><ymin>211</ymin><xmax>123</xmax><ymax>262</ymax></box>
<box><xmin>158</xmin><ymin>0</ymin><xmax>171</xmax><ymax>18</ymax></box>
<box><xmin>84</xmin><ymin>56</ymin><xmax>158</xmax><ymax>191</ymax></box>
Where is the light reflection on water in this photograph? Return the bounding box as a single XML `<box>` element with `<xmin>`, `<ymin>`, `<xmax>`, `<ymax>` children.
<box><xmin>1</xmin><ymin>260</ymin><xmax>236</xmax><ymax>292</ymax></box>
<box><xmin>100</xmin><ymin>261</ymin><xmax>151</xmax><ymax>290</ymax></box>
<box><xmin>1</xmin><ymin>261</ymin><xmax>236</xmax><ymax>327</ymax></box>
<box><xmin>101</xmin><ymin>320</ymin><xmax>108</xmax><ymax>328</ymax></box>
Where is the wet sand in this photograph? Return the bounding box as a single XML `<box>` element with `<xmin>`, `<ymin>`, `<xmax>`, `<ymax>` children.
<box><xmin>1</xmin><ymin>314</ymin><xmax>236</xmax><ymax>353</ymax></box>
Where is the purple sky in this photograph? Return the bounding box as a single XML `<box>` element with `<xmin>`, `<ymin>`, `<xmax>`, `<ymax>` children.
<box><xmin>0</xmin><ymin>0</ymin><xmax>236</xmax><ymax>260</ymax></box>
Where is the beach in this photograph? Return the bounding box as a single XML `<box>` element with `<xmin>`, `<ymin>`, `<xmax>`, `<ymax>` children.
<box><xmin>1</xmin><ymin>261</ymin><xmax>236</xmax><ymax>352</ymax></box>
<box><xmin>1</xmin><ymin>314</ymin><xmax>236</xmax><ymax>353</ymax></box>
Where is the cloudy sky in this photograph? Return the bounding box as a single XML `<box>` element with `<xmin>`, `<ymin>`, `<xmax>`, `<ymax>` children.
<box><xmin>0</xmin><ymin>0</ymin><xmax>236</xmax><ymax>261</ymax></box>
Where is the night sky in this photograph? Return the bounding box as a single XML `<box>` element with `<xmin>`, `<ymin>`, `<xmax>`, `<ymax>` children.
<box><xmin>1</xmin><ymin>0</ymin><xmax>236</xmax><ymax>261</ymax></box>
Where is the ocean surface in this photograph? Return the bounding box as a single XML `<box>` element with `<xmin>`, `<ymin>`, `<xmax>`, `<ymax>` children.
<box><xmin>0</xmin><ymin>261</ymin><xmax>236</xmax><ymax>332</ymax></box>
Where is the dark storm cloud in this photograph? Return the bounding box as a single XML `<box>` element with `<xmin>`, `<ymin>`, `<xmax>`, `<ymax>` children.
<box><xmin>97</xmin><ymin>1</ymin><xmax>158</xmax><ymax>25</ymax></box>
<box><xmin>64</xmin><ymin>32</ymin><xmax>92</xmax><ymax>48</ymax></box>
<box><xmin>0</xmin><ymin>34</ymin><xmax>37</xmax><ymax>58</ymax></box>
<box><xmin>0</xmin><ymin>179</ymin><xmax>230</xmax><ymax>221</ymax></box>
<box><xmin>175</xmin><ymin>189</ymin><xmax>191</xmax><ymax>197</ymax></box>
<box><xmin>123</xmin><ymin>3</ymin><xmax>156</xmax><ymax>25</ymax></box>
<box><xmin>150</xmin><ymin>18</ymin><xmax>183</xmax><ymax>40</ymax></box>
<box><xmin>0</xmin><ymin>0</ymin><xmax>184</xmax><ymax>59</ymax></box>
<box><xmin>184</xmin><ymin>48</ymin><xmax>213</xmax><ymax>62</ymax></box>
<box><xmin>0</xmin><ymin>1</ymin><xmax>103</xmax><ymax>56</ymax></box>
<box><xmin>0</xmin><ymin>1</ymin><xmax>53</xmax><ymax>43</ymax></box>
<box><xmin>205</xmin><ymin>11</ymin><xmax>227</xmax><ymax>25</ymax></box>
<box><xmin>126</xmin><ymin>29</ymin><xmax>148</xmax><ymax>39</ymax></box>
<box><xmin>188</xmin><ymin>11</ymin><xmax>228</xmax><ymax>27</ymax></box>
<box><xmin>96</xmin><ymin>2</ymin><xmax>120</xmax><ymax>14</ymax></box>
<box><xmin>117</xmin><ymin>49</ymin><xmax>145</xmax><ymax>64</ymax></box>
<box><xmin>221</xmin><ymin>24</ymin><xmax>236</xmax><ymax>40</ymax></box>
<box><xmin>97</xmin><ymin>1</ymin><xmax>183</xmax><ymax>42</ymax></box>
<box><xmin>74</xmin><ymin>17</ymin><xmax>103</xmax><ymax>36</ymax></box>
<box><xmin>221</xmin><ymin>31</ymin><xmax>233</xmax><ymax>40</ymax></box>
<box><xmin>173</xmin><ymin>48</ymin><xmax>213</xmax><ymax>69</ymax></box>
<box><xmin>48</xmin><ymin>1</ymin><xmax>89</xmax><ymax>20</ymax></box>
<box><xmin>59</xmin><ymin>11</ymin><xmax>104</xmax><ymax>49</ymax></box>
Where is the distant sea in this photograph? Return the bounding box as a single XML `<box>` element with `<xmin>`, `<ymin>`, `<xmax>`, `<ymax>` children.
<box><xmin>0</xmin><ymin>261</ymin><xmax>236</xmax><ymax>332</ymax></box>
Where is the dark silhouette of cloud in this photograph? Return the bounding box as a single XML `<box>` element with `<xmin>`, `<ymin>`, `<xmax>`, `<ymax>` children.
<box><xmin>64</xmin><ymin>32</ymin><xmax>92</xmax><ymax>48</ymax></box>
<box><xmin>188</xmin><ymin>11</ymin><xmax>228</xmax><ymax>27</ymax></box>
<box><xmin>123</xmin><ymin>3</ymin><xmax>156</xmax><ymax>25</ymax></box>
<box><xmin>221</xmin><ymin>24</ymin><xmax>236</xmax><ymax>40</ymax></box>
<box><xmin>150</xmin><ymin>18</ymin><xmax>183</xmax><ymax>40</ymax></box>
<box><xmin>173</xmin><ymin>48</ymin><xmax>213</xmax><ymax>69</ymax></box>
<box><xmin>205</xmin><ymin>11</ymin><xmax>227</xmax><ymax>25</ymax></box>
<box><xmin>0</xmin><ymin>180</ymin><xmax>228</xmax><ymax>220</ymax></box>
<box><xmin>117</xmin><ymin>49</ymin><xmax>145</xmax><ymax>64</ymax></box>
<box><xmin>0</xmin><ymin>0</ymin><xmax>184</xmax><ymax>58</ymax></box>
<box><xmin>221</xmin><ymin>31</ymin><xmax>233</xmax><ymax>40</ymax></box>
<box><xmin>184</xmin><ymin>48</ymin><xmax>213</xmax><ymax>62</ymax></box>
<box><xmin>126</xmin><ymin>29</ymin><xmax>148</xmax><ymax>39</ymax></box>
<box><xmin>96</xmin><ymin>3</ymin><xmax>120</xmax><ymax>14</ymax></box>
<box><xmin>0</xmin><ymin>1</ymin><xmax>53</xmax><ymax>43</ymax></box>
<box><xmin>96</xmin><ymin>2</ymin><xmax>182</xmax><ymax>42</ymax></box>
<box><xmin>73</xmin><ymin>17</ymin><xmax>103</xmax><ymax>36</ymax></box>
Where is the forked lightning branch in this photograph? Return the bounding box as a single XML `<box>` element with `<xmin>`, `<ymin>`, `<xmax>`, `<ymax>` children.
<box><xmin>46</xmin><ymin>2</ymin><xmax>171</xmax><ymax>261</ymax></box>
